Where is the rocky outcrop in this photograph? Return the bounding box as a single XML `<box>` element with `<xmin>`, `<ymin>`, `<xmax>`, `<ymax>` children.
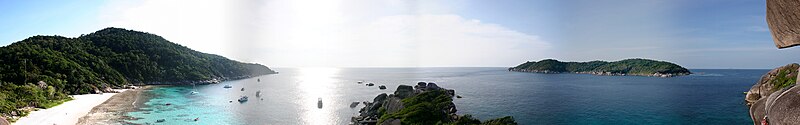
<box><xmin>393</xmin><ymin>85</ymin><xmax>414</xmax><ymax>99</ymax></box>
<box><xmin>352</xmin><ymin>82</ymin><xmax>516</xmax><ymax>125</ymax></box>
<box><xmin>745</xmin><ymin>63</ymin><xmax>800</xmax><ymax>125</ymax></box>
<box><xmin>767</xmin><ymin>0</ymin><xmax>800</xmax><ymax>49</ymax></box>
<box><xmin>745</xmin><ymin>63</ymin><xmax>799</xmax><ymax>106</ymax></box>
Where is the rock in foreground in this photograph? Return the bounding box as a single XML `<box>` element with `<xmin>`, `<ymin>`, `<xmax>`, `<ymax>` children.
<box><xmin>352</xmin><ymin>82</ymin><xmax>516</xmax><ymax>125</ymax></box>
<box><xmin>744</xmin><ymin>63</ymin><xmax>800</xmax><ymax>124</ymax></box>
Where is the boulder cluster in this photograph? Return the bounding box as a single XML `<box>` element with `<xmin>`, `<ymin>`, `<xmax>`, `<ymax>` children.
<box><xmin>352</xmin><ymin>82</ymin><xmax>456</xmax><ymax>125</ymax></box>
<box><xmin>744</xmin><ymin>63</ymin><xmax>800</xmax><ymax>124</ymax></box>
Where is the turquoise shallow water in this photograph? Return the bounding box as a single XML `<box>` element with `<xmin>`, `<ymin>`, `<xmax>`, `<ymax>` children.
<box><xmin>125</xmin><ymin>68</ymin><xmax>763</xmax><ymax>124</ymax></box>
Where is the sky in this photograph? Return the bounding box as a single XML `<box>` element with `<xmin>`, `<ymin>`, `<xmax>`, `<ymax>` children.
<box><xmin>0</xmin><ymin>0</ymin><xmax>797</xmax><ymax>69</ymax></box>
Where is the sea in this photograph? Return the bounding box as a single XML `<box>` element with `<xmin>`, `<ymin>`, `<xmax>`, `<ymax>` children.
<box><xmin>124</xmin><ymin>68</ymin><xmax>764</xmax><ymax>125</ymax></box>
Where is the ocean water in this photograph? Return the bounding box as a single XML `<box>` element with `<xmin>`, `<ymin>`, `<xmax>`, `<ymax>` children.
<box><xmin>125</xmin><ymin>68</ymin><xmax>764</xmax><ymax>124</ymax></box>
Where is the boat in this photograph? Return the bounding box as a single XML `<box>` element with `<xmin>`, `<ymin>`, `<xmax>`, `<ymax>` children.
<box><xmin>256</xmin><ymin>91</ymin><xmax>262</xmax><ymax>97</ymax></box>
<box><xmin>378</xmin><ymin>85</ymin><xmax>386</xmax><ymax>90</ymax></box>
<box><xmin>350</xmin><ymin>102</ymin><xmax>360</xmax><ymax>108</ymax></box>
<box><xmin>317</xmin><ymin>98</ymin><xmax>323</xmax><ymax>109</ymax></box>
<box><xmin>156</xmin><ymin>119</ymin><xmax>166</xmax><ymax>123</ymax></box>
<box><xmin>257</xmin><ymin>78</ymin><xmax>261</xmax><ymax>82</ymax></box>
<box><xmin>224</xmin><ymin>85</ymin><xmax>232</xmax><ymax>88</ymax></box>
<box><xmin>238</xmin><ymin>96</ymin><xmax>249</xmax><ymax>103</ymax></box>
<box><xmin>357</xmin><ymin>81</ymin><xmax>363</xmax><ymax>84</ymax></box>
<box><xmin>241</xmin><ymin>88</ymin><xmax>245</xmax><ymax>91</ymax></box>
<box><xmin>366</xmin><ymin>83</ymin><xmax>374</xmax><ymax>86</ymax></box>
<box><xmin>190</xmin><ymin>83</ymin><xmax>199</xmax><ymax>95</ymax></box>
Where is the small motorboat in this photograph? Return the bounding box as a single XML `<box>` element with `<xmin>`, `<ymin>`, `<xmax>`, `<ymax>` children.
<box><xmin>190</xmin><ymin>91</ymin><xmax>199</xmax><ymax>95</ymax></box>
<box><xmin>366</xmin><ymin>83</ymin><xmax>375</xmax><ymax>86</ymax></box>
<box><xmin>317</xmin><ymin>98</ymin><xmax>323</xmax><ymax>109</ymax></box>
<box><xmin>257</xmin><ymin>78</ymin><xmax>261</xmax><ymax>82</ymax></box>
<box><xmin>165</xmin><ymin>103</ymin><xmax>171</xmax><ymax>106</ymax></box>
<box><xmin>238</xmin><ymin>96</ymin><xmax>249</xmax><ymax>103</ymax></box>
<box><xmin>350</xmin><ymin>102</ymin><xmax>360</xmax><ymax>108</ymax></box>
<box><xmin>256</xmin><ymin>91</ymin><xmax>262</xmax><ymax>97</ymax></box>
<box><xmin>241</xmin><ymin>88</ymin><xmax>245</xmax><ymax>91</ymax></box>
<box><xmin>194</xmin><ymin>117</ymin><xmax>199</xmax><ymax>121</ymax></box>
<box><xmin>378</xmin><ymin>85</ymin><xmax>386</xmax><ymax>90</ymax></box>
<box><xmin>224</xmin><ymin>85</ymin><xmax>232</xmax><ymax>88</ymax></box>
<box><xmin>357</xmin><ymin>81</ymin><xmax>363</xmax><ymax>84</ymax></box>
<box><xmin>156</xmin><ymin>119</ymin><xmax>166</xmax><ymax>123</ymax></box>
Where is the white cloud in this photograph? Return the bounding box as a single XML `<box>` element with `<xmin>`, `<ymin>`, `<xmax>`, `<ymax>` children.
<box><xmin>339</xmin><ymin>14</ymin><xmax>551</xmax><ymax>67</ymax></box>
<box><xmin>98</xmin><ymin>0</ymin><xmax>551</xmax><ymax>67</ymax></box>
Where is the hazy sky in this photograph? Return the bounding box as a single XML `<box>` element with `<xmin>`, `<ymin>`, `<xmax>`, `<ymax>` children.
<box><xmin>0</xmin><ymin>0</ymin><xmax>797</xmax><ymax>69</ymax></box>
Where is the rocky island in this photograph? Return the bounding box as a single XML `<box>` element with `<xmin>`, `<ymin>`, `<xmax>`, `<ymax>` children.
<box><xmin>352</xmin><ymin>82</ymin><xmax>517</xmax><ymax>125</ymax></box>
<box><xmin>509</xmin><ymin>58</ymin><xmax>691</xmax><ymax>77</ymax></box>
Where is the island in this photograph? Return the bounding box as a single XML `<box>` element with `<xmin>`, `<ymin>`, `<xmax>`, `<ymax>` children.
<box><xmin>0</xmin><ymin>27</ymin><xmax>275</xmax><ymax>122</ymax></box>
<box><xmin>508</xmin><ymin>58</ymin><xmax>691</xmax><ymax>77</ymax></box>
<box><xmin>352</xmin><ymin>82</ymin><xmax>517</xmax><ymax>125</ymax></box>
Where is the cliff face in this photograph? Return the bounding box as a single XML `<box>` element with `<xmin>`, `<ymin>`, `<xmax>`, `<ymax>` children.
<box><xmin>745</xmin><ymin>63</ymin><xmax>800</xmax><ymax>124</ymax></box>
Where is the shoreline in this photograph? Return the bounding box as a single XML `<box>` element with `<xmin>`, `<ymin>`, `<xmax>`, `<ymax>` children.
<box><xmin>12</xmin><ymin>89</ymin><xmax>130</xmax><ymax>125</ymax></box>
<box><xmin>77</xmin><ymin>85</ymin><xmax>154</xmax><ymax>125</ymax></box>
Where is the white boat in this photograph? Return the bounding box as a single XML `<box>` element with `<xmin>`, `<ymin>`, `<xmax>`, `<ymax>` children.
<box><xmin>224</xmin><ymin>85</ymin><xmax>232</xmax><ymax>88</ymax></box>
<box><xmin>190</xmin><ymin>83</ymin><xmax>199</xmax><ymax>95</ymax></box>
<box><xmin>256</xmin><ymin>91</ymin><xmax>262</xmax><ymax>97</ymax></box>
<box><xmin>238</xmin><ymin>96</ymin><xmax>249</xmax><ymax>103</ymax></box>
<box><xmin>317</xmin><ymin>98</ymin><xmax>323</xmax><ymax>109</ymax></box>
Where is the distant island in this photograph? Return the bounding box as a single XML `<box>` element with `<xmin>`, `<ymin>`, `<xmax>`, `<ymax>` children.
<box><xmin>0</xmin><ymin>27</ymin><xmax>275</xmax><ymax>121</ymax></box>
<box><xmin>509</xmin><ymin>58</ymin><xmax>691</xmax><ymax>77</ymax></box>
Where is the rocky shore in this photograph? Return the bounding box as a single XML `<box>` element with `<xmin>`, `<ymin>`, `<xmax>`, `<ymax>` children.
<box><xmin>744</xmin><ymin>63</ymin><xmax>800</xmax><ymax>124</ymax></box>
<box><xmin>352</xmin><ymin>82</ymin><xmax>516</xmax><ymax>125</ymax></box>
<box><xmin>76</xmin><ymin>86</ymin><xmax>153</xmax><ymax>125</ymax></box>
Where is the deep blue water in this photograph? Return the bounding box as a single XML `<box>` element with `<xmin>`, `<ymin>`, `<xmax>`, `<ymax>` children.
<box><xmin>126</xmin><ymin>68</ymin><xmax>765</xmax><ymax>124</ymax></box>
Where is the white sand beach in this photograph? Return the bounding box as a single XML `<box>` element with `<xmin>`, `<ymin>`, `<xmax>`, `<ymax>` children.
<box><xmin>14</xmin><ymin>90</ymin><xmax>126</xmax><ymax>125</ymax></box>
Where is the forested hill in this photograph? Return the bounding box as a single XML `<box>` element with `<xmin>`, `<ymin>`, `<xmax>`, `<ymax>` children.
<box><xmin>509</xmin><ymin>58</ymin><xmax>690</xmax><ymax>77</ymax></box>
<box><xmin>0</xmin><ymin>27</ymin><xmax>275</xmax><ymax>95</ymax></box>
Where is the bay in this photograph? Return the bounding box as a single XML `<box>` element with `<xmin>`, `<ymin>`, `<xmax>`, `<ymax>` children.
<box><xmin>125</xmin><ymin>68</ymin><xmax>762</xmax><ymax>124</ymax></box>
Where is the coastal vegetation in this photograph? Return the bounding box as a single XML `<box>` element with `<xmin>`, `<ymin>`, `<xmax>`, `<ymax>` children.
<box><xmin>509</xmin><ymin>58</ymin><xmax>691</xmax><ymax>77</ymax></box>
<box><xmin>0</xmin><ymin>28</ymin><xmax>275</xmax><ymax>120</ymax></box>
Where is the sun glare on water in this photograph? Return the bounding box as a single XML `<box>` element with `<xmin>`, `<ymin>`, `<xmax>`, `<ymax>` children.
<box><xmin>296</xmin><ymin>67</ymin><xmax>342</xmax><ymax>124</ymax></box>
